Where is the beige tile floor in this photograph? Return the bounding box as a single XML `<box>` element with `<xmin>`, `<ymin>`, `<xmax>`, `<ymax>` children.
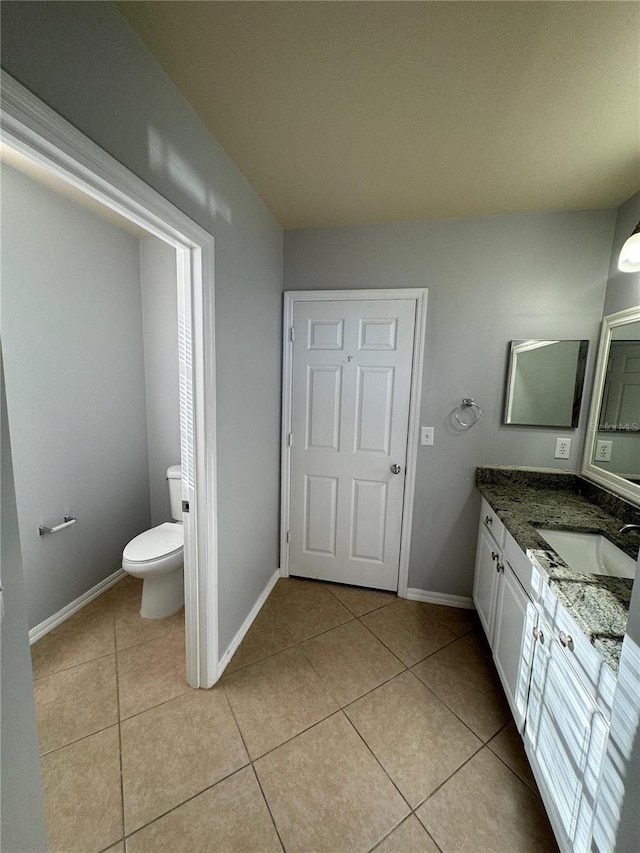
<box><xmin>32</xmin><ymin>575</ymin><xmax>559</xmax><ymax>853</ymax></box>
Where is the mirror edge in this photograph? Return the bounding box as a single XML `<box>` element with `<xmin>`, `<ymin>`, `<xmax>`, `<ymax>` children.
<box><xmin>581</xmin><ymin>305</ymin><xmax>640</xmax><ymax>507</ymax></box>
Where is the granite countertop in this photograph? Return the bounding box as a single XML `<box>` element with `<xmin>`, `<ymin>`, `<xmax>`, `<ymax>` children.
<box><xmin>476</xmin><ymin>467</ymin><xmax>640</xmax><ymax>673</ymax></box>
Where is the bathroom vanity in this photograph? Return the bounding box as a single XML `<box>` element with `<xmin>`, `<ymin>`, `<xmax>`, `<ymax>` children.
<box><xmin>473</xmin><ymin>467</ymin><xmax>638</xmax><ymax>853</ymax></box>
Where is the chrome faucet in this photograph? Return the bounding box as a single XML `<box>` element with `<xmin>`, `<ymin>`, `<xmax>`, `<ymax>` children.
<box><xmin>619</xmin><ymin>524</ymin><xmax>640</xmax><ymax>535</ymax></box>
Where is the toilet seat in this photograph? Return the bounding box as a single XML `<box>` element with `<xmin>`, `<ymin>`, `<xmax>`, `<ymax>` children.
<box><xmin>123</xmin><ymin>521</ymin><xmax>183</xmax><ymax>563</ymax></box>
<box><xmin>122</xmin><ymin>522</ymin><xmax>184</xmax><ymax>578</ymax></box>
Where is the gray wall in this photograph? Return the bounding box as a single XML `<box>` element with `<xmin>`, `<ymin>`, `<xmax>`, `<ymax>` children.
<box><xmin>1</xmin><ymin>163</ymin><xmax>151</xmax><ymax>628</ymax></box>
<box><xmin>0</xmin><ymin>350</ymin><xmax>48</xmax><ymax>851</ymax></box>
<box><xmin>139</xmin><ymin>236</ymin><xmax>181</xmax><ymax>526</ymax></box>
<box><xmin>1</xmin><ymin>0</ymin><xmax>284</xmax><ymax>653</ymax></box>
<box><xmin>284</xmin><ymin>210</ymin><xmax>615</xmax><ymax>595</ymax></box>
<box><xmin>604</xmin><ymin>190</ymin><xmax>640</xmax><ymax>317</ymax></box>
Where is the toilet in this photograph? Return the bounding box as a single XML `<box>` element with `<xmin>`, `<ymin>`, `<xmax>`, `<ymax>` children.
<box><xmin>122</xmin><ymin>464</ymin><xmax>184</xmax><ymax>619</ymax></box>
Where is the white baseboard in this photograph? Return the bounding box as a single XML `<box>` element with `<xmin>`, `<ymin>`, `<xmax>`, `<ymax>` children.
<box><xmin>29</xmin><ymin>569</ymin><xmax>126</xmax><ymax>645</ymax></box>
<box><xmin>406</xmin><ymin>587</ymin><xmax>475</xmax><ymax>610</ymax></box>
<box><xmin>217</xmin><ymin>568</ymin><xmax>281</xmax><ymax>677</ymax></box>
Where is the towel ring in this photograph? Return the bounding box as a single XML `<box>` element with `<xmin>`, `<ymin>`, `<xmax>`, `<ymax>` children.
<box><xmin>454</xmin><ymin>398</ymin><xmax>482</xmax><ymax>428</ymax></box>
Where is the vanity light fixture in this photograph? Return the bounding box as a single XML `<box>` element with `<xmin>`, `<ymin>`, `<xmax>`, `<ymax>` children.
<box><xmin>618</xmin><ymin>220</ymin><xmax>640</xmax><ymax>272</ymax></box>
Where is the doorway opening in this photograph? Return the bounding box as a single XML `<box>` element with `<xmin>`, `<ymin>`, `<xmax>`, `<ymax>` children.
<box><xmin>1</xmin><ymin>70</ymin><xmax>218</xmax><ymax>688</ymax></box>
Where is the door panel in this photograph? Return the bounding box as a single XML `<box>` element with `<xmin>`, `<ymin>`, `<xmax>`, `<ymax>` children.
<box><xmin>351</xmin><ymin>479</ymin><xmax>387</xmax><ymax>562</ymax></box>
<box><xmin>303</xmin><ymin>475</ymin><xmax>338</xmax><ymax>555</ymax></box>
<box><xmin>307</xmin><ymin>366</ymin><xmax>342</xmax><ymax>451</ymax></box>
<box><xmin>289</xmin><ymin>298</ymin><xmax>416</xmax><ymax>589</ymax></box>
<box><xmin>355</xmin><ymin>367</ymin><xmax>395</xmax><ymax>454</ymax></box>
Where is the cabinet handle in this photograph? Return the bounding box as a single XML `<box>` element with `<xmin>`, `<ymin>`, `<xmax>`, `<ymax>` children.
<box><xmin>496</xmin><ymin>562</ymin><xmax>504</xmax><ymax>573</ymax></box>
<box><xmin>484</xmin><ymin>515</ymin><xmax>493</xmax><ymax>527</ymax></box>
<box><xmin>558</xmin><ymin>631</ymin><xmax>574</xmax><ymax>650</ymax></box>
<box><xmin>533</xmin><ymin>626</ymin><xmax>544</xmax><ymax>644</ymax></box>
<box><xmin>491</xmin><ymin>551</ymin><xmax>499</xmax><ymax>562</ymax></box>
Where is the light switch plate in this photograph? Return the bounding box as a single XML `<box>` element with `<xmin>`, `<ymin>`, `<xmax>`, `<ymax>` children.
<box><xmin>420</xmin><ymin>427</ymin><xmax>434</xmax><ymax>446</ymax></box>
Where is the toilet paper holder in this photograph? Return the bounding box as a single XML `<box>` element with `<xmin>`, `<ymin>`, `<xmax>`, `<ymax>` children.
<box><xmin>39</xmin><ymin>515</ymin><xmax>77</xmax><ymax>536</ymax></box>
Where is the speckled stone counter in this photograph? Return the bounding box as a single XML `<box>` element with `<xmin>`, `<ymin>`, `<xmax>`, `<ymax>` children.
<box><xmin>476</xmin><ymin>467</ymin><xmax>640</xmax><ymax>672</ymax></box>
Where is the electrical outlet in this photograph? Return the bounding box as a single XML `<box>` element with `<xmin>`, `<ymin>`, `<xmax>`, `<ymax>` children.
<box><xmin>420</xmin><ymin>426</ymin><xmax>434</xmax><ymax>446</ymax></box>
<box><xmin>595</xmin><ymin>439</ymin><xmax>613</xmax><ymax>462</ymax></box>
<box><xmin>554</xmin><ymin>437</ymin><xmax>572</xmax><ymax>459</ymax></box>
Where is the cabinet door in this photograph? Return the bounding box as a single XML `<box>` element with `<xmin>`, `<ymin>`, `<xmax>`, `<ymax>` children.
<box><xmin>525</xmin><ymin>629</ymin><xmax>608</xmax><ymax>853</ymax></box>
<box><xmin>492</xmin><ymin>563</ymin><xmax>537</xmax><ymax>733</ymax></box>
<box><xmin>472</xmin><ymin>523</ymin><xmax>501</xmax><ymax>644</ymax></box>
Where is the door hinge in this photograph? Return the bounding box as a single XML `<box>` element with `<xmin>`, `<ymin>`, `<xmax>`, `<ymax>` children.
<box><xmin>290</xmin><ymin>326</ymin><xmax>295</xmax><ymax>343</ymax></box>
<box><xmin>182</xmin><ymin>500</ymin><xmax>190</xmax><ymax>513</ymax></box>
<box><xmin>286</xmin><ymin>530</ymin><xmax>291</xmax><ymax>544</ymax></box>
<box><xmin>288</xmin><ymin>432</ymin><xmax>293</xmax><ymax>447</ymax></box>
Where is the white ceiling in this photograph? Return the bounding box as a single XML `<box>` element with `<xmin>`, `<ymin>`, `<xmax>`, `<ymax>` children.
<box><xmin>119</xmin><ymin>1</ymin><xmax>640</xmax><ymax>229</ymax></box>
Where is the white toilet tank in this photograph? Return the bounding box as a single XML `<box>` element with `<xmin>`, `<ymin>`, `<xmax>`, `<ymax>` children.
<box><xmin>167</xmin><ymin>464</ymin><xmax>183</xmax><ymax>520</ymax></box>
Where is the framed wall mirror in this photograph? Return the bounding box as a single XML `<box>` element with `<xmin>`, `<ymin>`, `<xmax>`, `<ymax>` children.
<box><xmin>582</xmin><ymin>306</ymin><xmax>640</xmax><ymax>505</ymax></box>
<box><xmin>503</xmin><ymin>339</ymin><xmax>589</xmax><ymax>427</ymax></box>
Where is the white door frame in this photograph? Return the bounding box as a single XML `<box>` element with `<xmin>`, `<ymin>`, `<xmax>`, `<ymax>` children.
<box><xmin>1</xmin><ymin>71</ymin><xmax>219</xmax><ymax>688</ymax></box>
<box><xmin>280</xmin><ymin>288</ymin><xmax>428</xmax><ymax>598</ymax></box>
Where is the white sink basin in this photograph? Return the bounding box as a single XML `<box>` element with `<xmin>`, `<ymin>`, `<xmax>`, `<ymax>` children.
<box><xmin>536</xmin><ymin>529</ymin><xmax>636</xmax><ymax>579</ymax></box>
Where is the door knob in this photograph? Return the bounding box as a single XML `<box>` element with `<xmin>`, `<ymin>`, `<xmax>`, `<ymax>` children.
<box><xmin>390</xmin><ymin>464</ymin><xmax>402</xmax><ymax>474</ymax></box>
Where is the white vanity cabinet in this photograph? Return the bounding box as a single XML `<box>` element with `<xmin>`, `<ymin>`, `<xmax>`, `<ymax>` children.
<box><xmin>473</xmin><ymin>498</ymin><xmax>538</xmax><ymax>731</ymax></box>
<box><xmin>473</xmin><ymin>497</ymin><xmax>617</xmax><ymax>853</ymax></box>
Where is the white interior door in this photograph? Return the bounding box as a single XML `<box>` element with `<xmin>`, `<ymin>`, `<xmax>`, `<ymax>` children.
<box><xmin>288</xmin><ymin>298</ymin><xmax>416</xmax><ymax>590</ymax></box>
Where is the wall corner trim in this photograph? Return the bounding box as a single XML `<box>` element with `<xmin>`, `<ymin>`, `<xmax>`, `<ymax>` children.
<box><xmin>406</xmin><ymin>587</ymin><xmax>475</xmax><ymax>610</ymax></box>
<box><xmin>29</xmin><ymin>569</ymin><xmax>126</xmax><ymax>645</ymax></box>
<box><xmin>216</xmin><ymin>569</ymin><xmax>281</xmax><ymax>679</ymax></box>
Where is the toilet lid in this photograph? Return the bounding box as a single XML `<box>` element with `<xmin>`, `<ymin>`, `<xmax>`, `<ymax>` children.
<box><xmin>123</xmin><ymin>522</ymin><xmax>183</xmax><ymax>563</ymax></box>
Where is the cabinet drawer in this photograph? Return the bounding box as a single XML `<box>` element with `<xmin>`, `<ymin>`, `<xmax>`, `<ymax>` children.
<box><xmin>480</xmin><ymin>497</ymin><xmax>505</xmax><ymax>548</ymax></box>
<box><xmin>538</xmin><ymin>585</ymin><xmax>616</xmax><ymax>717</ymax></box>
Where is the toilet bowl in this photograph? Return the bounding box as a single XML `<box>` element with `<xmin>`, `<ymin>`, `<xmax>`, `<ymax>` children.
<box><xmin>122</xmin><ymin>465</ymin><xmax>185</xmax><ymax>619</ymax></box>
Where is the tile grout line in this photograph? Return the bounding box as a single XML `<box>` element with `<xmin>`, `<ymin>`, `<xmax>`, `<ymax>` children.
<box><xmin>32</xmin><ymin>647</ymin><xmax>116</xmax><ymax>681</ymax></box>
<box><xmin>356</xmin><ymin>606</ymin><xmax>472</xmax><ymax>669</ymax></box>
<box><xmin>122</xmin><ymin>764</ymin><xmax>253</xmax><ymax>842</ymax></box>
<box><xmin>121</xmin><ymin>688</ymin><xmax>287</xmax><ymax>848</ymax></box>
<box><xmin>219</xmin><ymin>681</ymin><xmax>288</xmax><ymax>852</ymax></box>
<box><xmin>367</xmin><ymin>813</ymin><xmax>445</xmax><ymax>853</ymax></box>
<box><xmin>484</xmin><ymin>730</ymin><xmax>544</xmax><ymax>799</ymax></box>
<box><xmin>117</xmin><ymin>682</ymin><xmax>193</xmax><ymax>725</ymax></box>
<box><xmin>250</xmin><ymin>766</ymin><xmax>288</xmax><ymax>853</ymax></box>
<box><xmin>406</xmin><ymin>665</ymin><xmax>504</xmax><ymax>747</ymax></box>
<box><xmin>410</xmin><ymin>739</ymin><xmax>488</xmax><ymax>813</ymax></box>
<box><xmin>113</xmin><ymin>592</ymin><xmax>127</xmax><ymax>850</ymax></box>
<box><xmin>340</xmin><ymin>708</ymin><xmax>415</xmax><ymax>810</ymax></box>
